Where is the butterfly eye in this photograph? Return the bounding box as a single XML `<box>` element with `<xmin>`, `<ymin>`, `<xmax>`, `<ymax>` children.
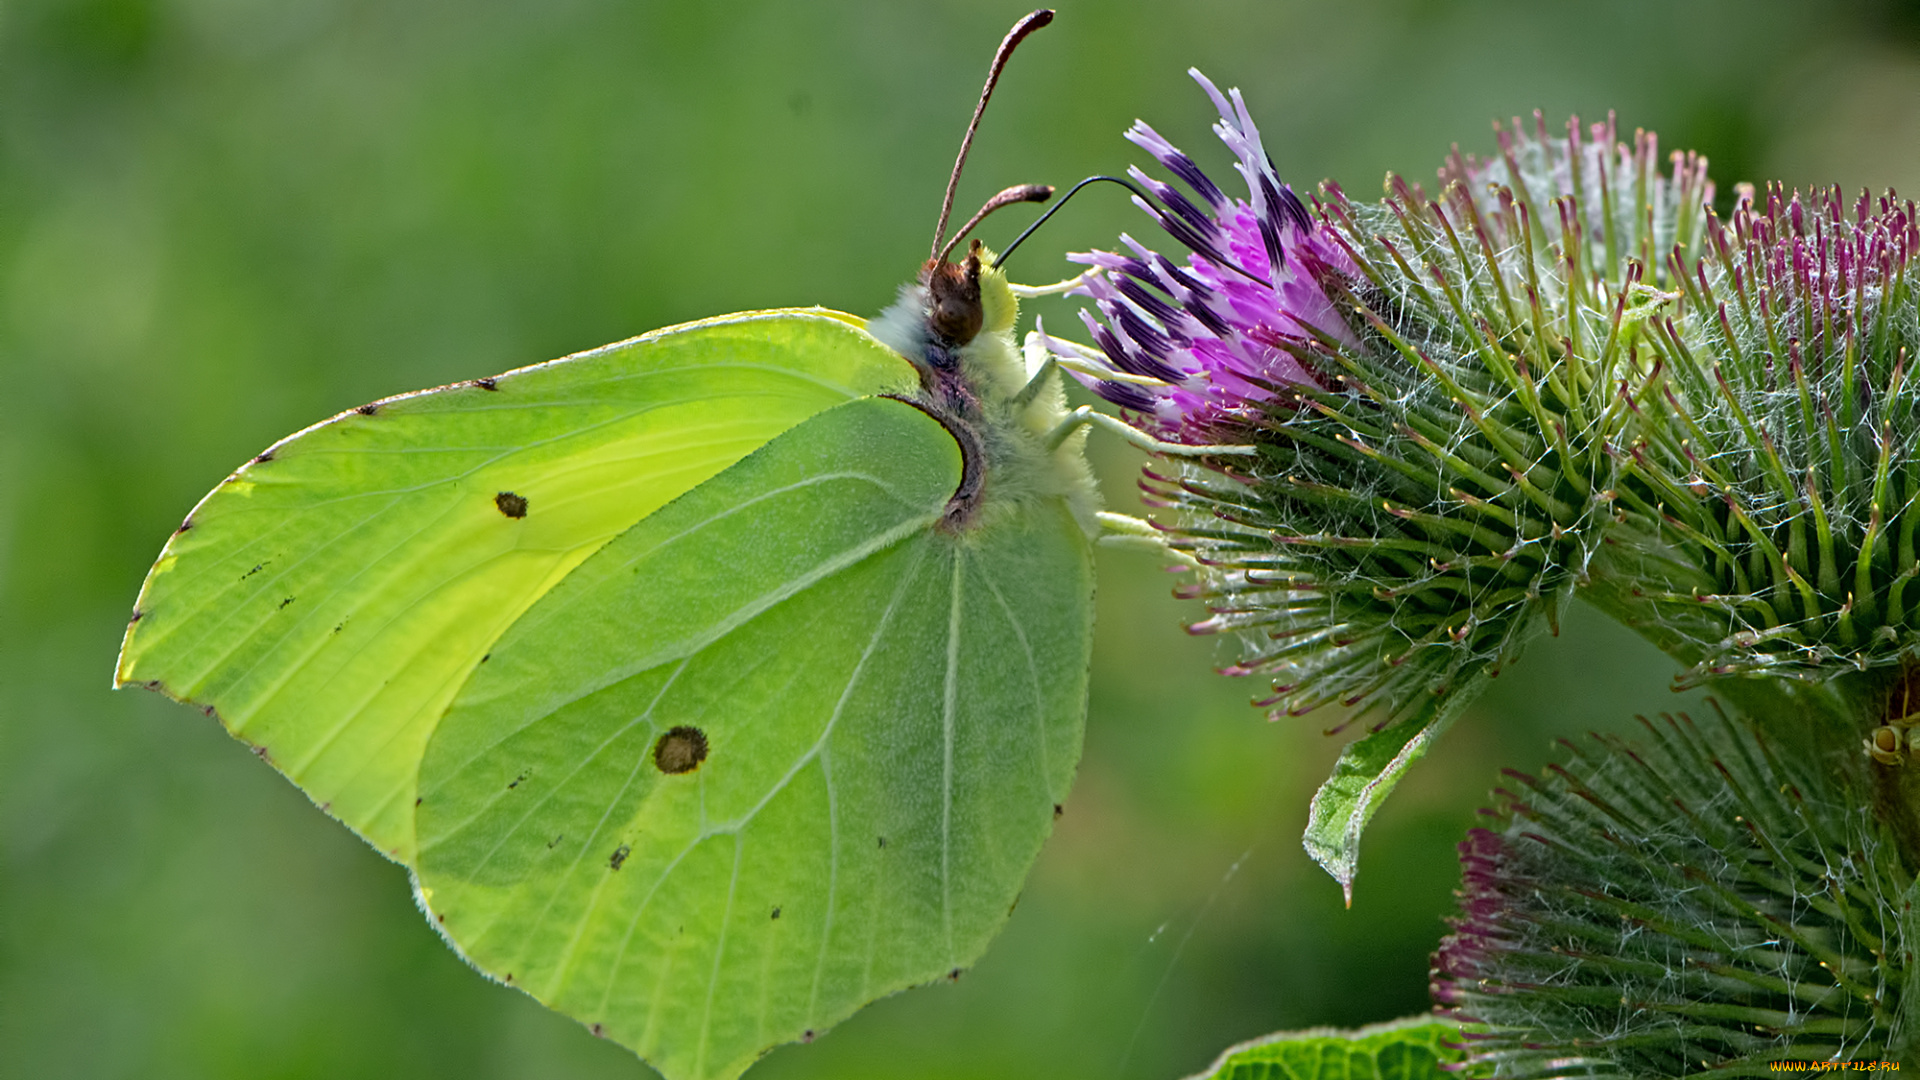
<box><xmin>652</xmin><ymin>725</ymin><xmax>709</xmax><ymax>775</ymax></box>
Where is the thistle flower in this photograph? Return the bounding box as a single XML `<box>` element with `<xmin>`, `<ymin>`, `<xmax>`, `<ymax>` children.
<box><xmin>1433</xmin><ymin>706</ymin><xmax>1910</xmax><ymax>1076</ymax></box>
<box><xmin>1047</xmin><ymin>79</ymin><xmax>1727</xmax><ymax>888</ymax></box>
<box><xmin>1055</xmin><ymin>78</ymin><xmax>1701</xmax><ymax>792</ymax></box>
<box><xmin>1049</xmin><ymin>71</ymin><xmax>1359</xmax><ymax>440</ymax></box>
<box><xmin>1055</xmin><ymin>68</ymin><xmax>1920</xmax><ymax>1072</ymax></box>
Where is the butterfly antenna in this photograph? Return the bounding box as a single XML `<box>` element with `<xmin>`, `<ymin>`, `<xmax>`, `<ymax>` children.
<box><xmin>993</xmin><ymin>172</ymin><xmax>1271</xmax><ymax>286</ymax></box>
<box><xmin>936</xmin><ymin>183</ymin><xmax>1054</xmax><ymax>264</ymax></box>
<box><xmin>931</xmin><ymin>8</ymin><xmax>1054</xmax><ymax>263</ymax></box>
<box><xmin>991</xmin><ymin>174</ymin><xmax>1149</xmax><ymax>268</ymax></box>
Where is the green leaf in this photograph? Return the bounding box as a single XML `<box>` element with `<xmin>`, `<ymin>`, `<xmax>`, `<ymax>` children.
<box><xmin>1186</xmin><ymin>1015</ymin><xmax>1462</xmax><ymax>1080</ymax></box>
<box><xmin>1301</xmin><ymin>679</ymin><xmax>1485</xmax><ymax>902</ymax></box>
<box><xmin>412</xmin><ymin>395</ymin><xmax>1094</xmax><ymax>1080</ymax></box>
<box><xmin>116</xmin><ymin>310</ymin><xmax>909</xmax><ymax>861</ymax></box>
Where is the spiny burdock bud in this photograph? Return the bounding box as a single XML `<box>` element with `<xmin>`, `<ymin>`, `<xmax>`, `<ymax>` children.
<box><xmin>1587</xmin><ymin>186</ymin><xmax>1920</xmax><ymax>685</ymax></box>
<box><xmin>1432</xmin><ymin>705</ymin><xmax>1914</xmax><ymax>1076</ymax></box>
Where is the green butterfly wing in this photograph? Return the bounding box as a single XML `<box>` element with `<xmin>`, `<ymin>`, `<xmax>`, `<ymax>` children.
<box><xmin>115</xmin><ymin>309</ymin><xmax>908</xmax><ymax>861</ymax></box>
<box><xmin>412</xmin><ymin>395</ymin><xmax>1094</xmax><ymax>1080</ymax></box>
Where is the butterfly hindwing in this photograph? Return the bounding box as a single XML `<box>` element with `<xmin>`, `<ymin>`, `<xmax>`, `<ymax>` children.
<box><xmin>412</xmin><ymin>395</ymin><xmax>1094</xmax><ymax>1080</ymax></box>
<box><xmin>115</xmin><ymin>310</ymin><xmax>910</xmax><ymax>861</ymax></box>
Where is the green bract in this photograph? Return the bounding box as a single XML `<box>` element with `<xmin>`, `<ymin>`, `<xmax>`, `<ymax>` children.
<box><xmin>1593</xmin><ymin>189</ymin><xmax>1920</xmax><ymax>683</ymax></box>
<box><xmin>117</xmin><ymin>277</ymin><xmax>1098</xmax><ymax>1077</ymax></box>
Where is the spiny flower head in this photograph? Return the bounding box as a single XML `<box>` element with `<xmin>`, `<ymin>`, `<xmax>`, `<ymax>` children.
<box><xmin>1439</xmin><ymin>113</ymin><xmax>1713</xmax><ymax>288</ymax></box>
<box><xmin>1594</xmin><ymin>185</ymin><xmax>1920</xmax><ymax>682</ymax></box>
<box><xmin>1051</xmin><ymin>86</ymin><xmax>1713</xmax><ymax>731</ymax></box>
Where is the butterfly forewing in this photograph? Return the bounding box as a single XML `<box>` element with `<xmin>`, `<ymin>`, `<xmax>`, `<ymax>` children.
<box><xmin>412</xmin><ymin>396</ymin><xmax>1093</xmax><ymax>1080</ymax></box>
<box><xmin>116</xmin><ymin>310</ymin><xmax>911</xmax><ymax>861</ymax></box>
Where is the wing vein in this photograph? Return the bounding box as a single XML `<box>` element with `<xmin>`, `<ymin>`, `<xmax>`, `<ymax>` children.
<box><xmin>940</xmin><ymin>549</ymin><xmax>962</xmax><ymax>961</ymax></box>
<box><xmin>695</xmin><ymin>834</ymin><xmax>747</xmax><ymax>1078</ymax></box>
<box><xmin>441</xmin><ymin>496</ymin><xmax>942</xmax><ymax>782</ymax></box>
<box><xmin>466</xmin><ymin>658</ymin><xmax>691</xmax><ymax>990</ymax></box>
<box><xmin>974</xmin><ymin>558</ymin><xmax>1050</xmax><ymax>792</ymax></box>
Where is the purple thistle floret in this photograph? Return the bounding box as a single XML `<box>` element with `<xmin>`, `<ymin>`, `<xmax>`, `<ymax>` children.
<box><xmin>1049</xmin><ymin>71</ymin><xmax>1359</xmax><ymax>440</ymax></box>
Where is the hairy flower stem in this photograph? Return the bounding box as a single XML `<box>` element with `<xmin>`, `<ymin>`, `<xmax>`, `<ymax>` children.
<box><xmin>1709</xmin><ymin>668</ymin><xmax>1920</xmax><ymax>877</ymax></box>
<box><xmin>1874</xmin><ymin>767</ymin><xmax>1920</xmax><ymax>887</ymax></box>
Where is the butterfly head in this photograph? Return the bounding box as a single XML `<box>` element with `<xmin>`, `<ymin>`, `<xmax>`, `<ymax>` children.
<box><xmin>869</xmin><ymin>238</ymin><xmax>1025</xmax><ymax>415</ymax></box>
<box><xmin>924</xmin><ymin>247</ymin><xmax>984</xmax><ymax>347</ymax></box>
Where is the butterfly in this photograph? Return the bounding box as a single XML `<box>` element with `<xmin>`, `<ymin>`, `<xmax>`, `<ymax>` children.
<box><xmin>110</xmin><ymin>10</ymin><xmax>1133</xmax><ymax>1080</ymax></box>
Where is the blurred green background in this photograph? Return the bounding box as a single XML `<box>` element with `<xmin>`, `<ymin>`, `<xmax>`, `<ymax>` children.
<box><xmin>6</xmin><ymin>0</ymin><xmax>1919</xmax><ymax>1076</ymax></box>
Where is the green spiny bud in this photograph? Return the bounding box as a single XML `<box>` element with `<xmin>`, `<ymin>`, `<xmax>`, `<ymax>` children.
<box><xmin>1587</xmin><ymin>186</ymin><xmax>1920</xmax><ymax>686</ymax></box>
<box><xmin>1433</xmin><ymin>706</ymin><xmax>1914</xmax><ymax>1076</ymax></box>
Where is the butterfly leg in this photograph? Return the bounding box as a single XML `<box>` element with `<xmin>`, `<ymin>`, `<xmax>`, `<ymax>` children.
<box><xmin>1046</xmin><ymin>404</ymin><xmax>1256</xmax><ymax>457</ymax></box>
<box><xmin>1010</xmin><ymin>355</ymin><xmax>1060</xmax><ymax>411</ymax></box>
<box><xmin>1007</xmin><ymin>270</ymin><xmax>1095</xmax><ymax>298</ymax></box>
<box><xmin>1094</xmin><ymin>511</ymin><xmax>1201</xmax><ymax>566</ymax></box>
<box><xmin>1025</xmin><ymin>331</ymin><xmax>1171</xmax><ymax>389</ymax></box>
